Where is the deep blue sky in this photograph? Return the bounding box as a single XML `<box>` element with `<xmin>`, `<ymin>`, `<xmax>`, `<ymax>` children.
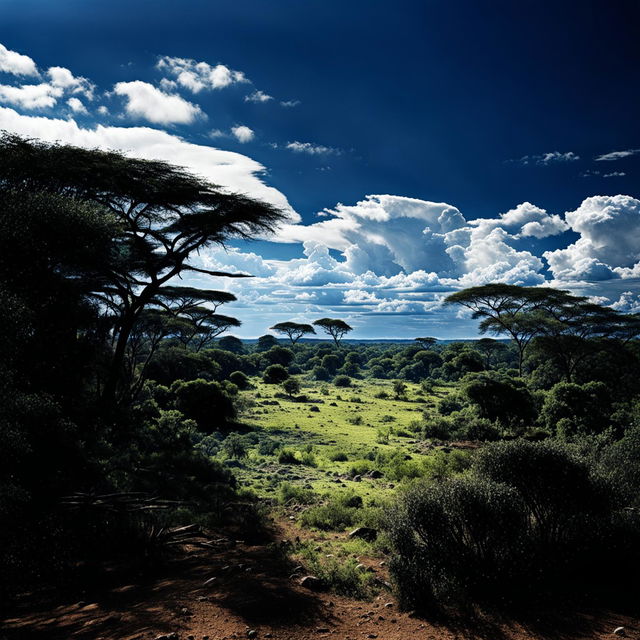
<box><xmin>3</xmin><ymin>0</ymin><xmax>639</xmax><ymax>219</ymax></box>
<box><xmin>1</xmin><ymin>0</ymin><xmax>639</xmax><ymax>337</ymax></box>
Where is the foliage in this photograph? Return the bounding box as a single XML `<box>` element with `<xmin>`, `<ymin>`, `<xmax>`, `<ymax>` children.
<box><xmin>229</xmin><ymin>370</ymin><xmax>250</xmax><ymax>389</ymax></box>
<box><xmin>269</xmin><ymin>321</ymin><xmax>316</xmax><ymax>344</ymax></box>
<box><xmin>313</xmin><ymin>318</ymin><xmax>354</xmax><ymax>346</ymax></box>
<box><xmin>223</xmin><ymin>433</ymin><xmax>248</xmax><ymax>459</ymax></box>
<box><xmin>263</xmin><ymin>364</ymin><xmax>289</xmax><ymax>384</ymax></box>
<box><xmin>461</xmin><ymin>371</ymin><xmax>536</xmax><ymax>427</ymax></box>
<box><xmin>171</xmin><ymin>378</ymin><xmax>237</xmax><ymax>432</ymax></box>
<box><xmin>282</xmin><ymin>377</ymin><xmax>301</xmax><ymax>397</ymax></box>
<box><xmin>540</xmin><ymin>381</ymin><xmax>612</xmax><ymax>437</ymax></box>
<box><xmin>334</xmin><ymin>374</ymin><xmax>352</xmax><ymax>387</ymax></box>
<box><xmin>386</xmin><ymin>439</ymin><xmax>623</xmax><ymax>609</ymax></box>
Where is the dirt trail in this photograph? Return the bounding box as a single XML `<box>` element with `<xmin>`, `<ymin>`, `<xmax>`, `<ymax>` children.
<box><xmin>1</xmin><ymin>522</ymin><xmax>637</xmax><ymax>640</ymax></box>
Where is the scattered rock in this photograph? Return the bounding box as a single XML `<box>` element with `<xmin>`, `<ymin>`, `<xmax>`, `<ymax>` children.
<box><xmin>349</xmin><ymin>527</ymin><xmax>378</xmax><ymax>542</ymax></box>
<box><xmin>247</xmin><ymin>630</ymin><xmax>258</xmax><ymax>638</ymax></box>
<box><xmin>203</xmin><ymin>577</ymin><xmax>217</xmax><ymax>586</ymax></box>
<box><xmin>316</xmin><ymin>628</ymin><xmax>330</xmax><ymax>634</ymax></box>
<box><xmin>309</xmin><ymin>406</ymin><xmax>320</xmax><ymax>412</ymax></box>
<box><xmin>154</xmin><ymin>634</ymin><xmax>179</xmax><ymax>640</ymax></box>
<box><xmin>368</xmin><ymin>470</ymin><xmax>384</xmax><ymax>479</ymax></box>
<box><xmin>613</xmin><ymin>628</ymin><xmax>626</xmax><ymax>637</ymax></box>
<box><xmin>353</xmin><ymin>475</ymin><xmax>362</xmax><ymax>482</ymax></box>
<box><xmin>384</xmin><ymin>602</ymin><xmax>393</xmax><ymax>608</ymax></box>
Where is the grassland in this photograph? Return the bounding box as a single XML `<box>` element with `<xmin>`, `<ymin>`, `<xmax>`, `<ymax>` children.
<box><xmin>226</xmin><ymin>377</ymin><xmax>464</xmax><ymax>505</ymax></box>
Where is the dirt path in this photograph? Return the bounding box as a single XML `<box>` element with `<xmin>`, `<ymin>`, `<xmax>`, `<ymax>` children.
<box><xmin>1</xmin><ymin>522</ymin><xmax>637</xmax><ymax>640</ymax></box>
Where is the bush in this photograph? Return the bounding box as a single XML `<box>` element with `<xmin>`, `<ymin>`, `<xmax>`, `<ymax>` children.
<box><xmin>385</xmin><ymin>439</ymin><xmax>623</xmax><ymax>609</ymax></box>
<box><xmin>387</xmin><ymin>476</ymin><xmax>526</xmax><ymax>608</ymax></box>
<box><xmin>229</xmin><ymin>370</ymin><xmax>250</xmax><ymax>389</ymax></box>
<box><xmin>222</xmin><ymin>433</ymin><xmax>248</xmax><ymax>459</ymax></box>
<box><xmin>299</xmin><ymin>492</ymin><xmax>362</xmax><ymax>530</ymax></box>
<box><xmin>297</xmin><ymin>545</ymin><xmax>376</xmax><ymax>598</ymax></box>
<box><xmin>437</xmin><ymin>394</ymin><xmax>464</xmax><ymax>416</ymax></box>
<box><xmin>282</xmin><ymin>377</ymin><xmax>301</xmax><ymax>397</ymax></box>
<box><xmin>328</xmin><ymin>449</ymin><xmax>349</xmax><ymax>462</ymax></box>
<box><xmin>312</xmin><ymin>365</ymin><xmax>331</xmax><ymax>381</ymax></box>
<box><xmin>540</xmin><ymin>381</ymin><xmax>612</xmax><ymax>437</ymax></box>
<box><xmin>334</xmin><ymin>375</ymin><xmax>352</xmax><ymax>387</ymax></box>
<box><xmin>278</xmin><ymin>448</ymin><xmax>300</xmax><ymax>464</ymax></box>
<box><xmin>171</xmin><ymin>378</ymin><xmax>236</xmax><ymax>432</ymax></box>
<box><xmin>263</xmin><ymin>364</ymin><xmax>289</xmax><ymax>384</ymax></box>
<box><xmin>277</xmin><ymin>482</ymin><xmax>316</xmax><ymax>505</ymax></box>
<box><xmin>257</xmin><ymin>436</ymin><xmax>282</xmax><ymax>456</ymax></box>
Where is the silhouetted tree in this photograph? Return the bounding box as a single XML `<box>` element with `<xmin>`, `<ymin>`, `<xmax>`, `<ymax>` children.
<box><xmin>270</xmin><ymin>321</ymin><xmax>316</xmax><ymax>345</ymax></box>
<box><xmin>313</xmin><ymin>318</ymin><xmax>353</xmax><ymax>346</ymax></box>
<box><xmin>0</xmin><ymin>134</ymin><xmax>285</xmax><ymax>407</ymax></box>
<box><xmin>415</xmin><ymin>337</ymin><xmax>437</xmax><ymax>349</ymax></box>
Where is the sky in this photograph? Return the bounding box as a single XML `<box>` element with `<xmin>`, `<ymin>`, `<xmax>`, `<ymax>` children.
<box><xmin>1</xmin><ymin>0</ymin><xmax>639</xmax><ymax>338</ymax></box>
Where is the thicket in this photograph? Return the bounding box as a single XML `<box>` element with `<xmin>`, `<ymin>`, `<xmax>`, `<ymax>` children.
<box><xmin>385</xmin><ymin>438</ymin><xmax>640</xmax><ymax>610</ymax></box>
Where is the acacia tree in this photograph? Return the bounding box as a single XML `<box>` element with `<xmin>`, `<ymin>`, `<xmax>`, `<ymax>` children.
<box><xmin>0</xmin><ymin>134</ymin><xmax>285</xmax><ymax>407</ymax></box>
<box><xmin>270</xmin><ymin>321</ymin><xmax>316</xmax><ymax>345</ymax></box>
<box><xmin>445</xmin><ymin>283</ymin><xmax>638</xmax><ymax>377</ymax></box>
<box><xmin>444</xmin><ymin>284</ymin><xmax>575</xmax><ymax>375</ymax></box>
<box><xmin>415</xmin><ymin>337</ymin><xmax>437</xmax><ymax>349</ymax></box>
<box><xmin>313</xmin><ymin>318</ymin><xmax>353</xmax><ymax>347</ymax></box>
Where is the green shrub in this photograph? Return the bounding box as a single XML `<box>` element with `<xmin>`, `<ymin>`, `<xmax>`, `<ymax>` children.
<box><xmin>263</xmin><ymin>364</ymin><xmax>289</xmax><ymax>384</ymax></box>
<box><xmin>171</xmin><ymin>378</ymin><xmax>236</xmax><ymax>432</ymax></box>
<box><xmin>328</xmin><ymin>449</ymin><xmax>349</xmax><ymax>462</ymax></box>
<box><xmin>386</xmin><ymin>475</ymin><xmax>527</xmax><ymax>608</ymax></box>
<box><xmin>229</xmin><ymin>370</ymin><xmax>249</xmax><ymax>389</ymax></box>
<box><xmin>222</xmin><ymin>433</ymin><xmax>248</xmax><ymax>459</ymax></box>
<box><xmin>437</xmin><ymin>394</ymin><xmax>464</xmax><ymax>416</ymax></box>
<box><xmin>297</xmin><ymin>544</ymin><xmax>376</xmax><ymax>598</ymax></box>
<box><xmin>278</xmin><ymin>448</ymin><xmax>300</xmax><ymax>464</ymax></box>
<box><xmin>277</xmin><ymin>482</ymin><xmax>317</xmax><ymax>505</ymax></box>
<box><xmin>385</xmin><ymin>439</ymin><xmax>622</xmax><ymax>609</ymax></box>
<box><xmin>334</xmin><ymin>375</ymin><xmax>352</xmax><ymax>387</ymax></box>
<box><xmin>299</xmin><ymin>492</ymin><xmax>363</xmax><ymax>530</ymax></box>
<box><xmin>257</xmin><ymin>436</ymin><xmax>282</xmax><ymax>456</ymax></box>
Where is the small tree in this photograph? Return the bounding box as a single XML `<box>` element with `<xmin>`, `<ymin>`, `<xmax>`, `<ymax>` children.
<box><xmin>270</xmin><ymin>321</ymin><xmax>316</xmax><ymax>345</ymax></box>
<box><xmin>171</xmin><ymin>378</ymin><xmax>236</xmax><ymax>432</ymax></box>
<box><xmin>415</xmin><ymin>337</ymin><xmax>437</xmax><ymax>349</ymax></box>
<box><xmin>218</xmin><ymin>336</ymin><xmax>245</xmax><ymax>353</ymax></box>
<box><xmin>223</xmin><ymin>433</ymin><xmax>247</xmax><ymax>459</ymax></box>
<box><xmin>313</xmin><ymin>318</ymin><xmax>353</xmax><ymax>346</ymax></box>
<box><xmin>393</xmin><ymin>380</ymin><xmax>408</xmax><ymax>399</ymax></box>
<box><xmin>256</xmin><ymin>334</ymin><xmax>279</xmax><ymax>351</ymax></box>
<box><xmin>282</xmin><ymin>377</ymin><xmax>301</xmax><ymax>398</ymax></box>
<box><xmin>263</xmin><ymin>364</ymin><xmax>289</xmax><ymax>384</ymax></box>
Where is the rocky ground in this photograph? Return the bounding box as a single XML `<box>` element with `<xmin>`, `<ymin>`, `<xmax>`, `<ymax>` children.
<box><xmin>1</xmin><ymin>520</ymin><xmax>637</xmax><ymax>640</ymax></box>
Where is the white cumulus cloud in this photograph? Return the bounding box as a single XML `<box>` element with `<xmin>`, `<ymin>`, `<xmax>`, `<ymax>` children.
<box><xmin>244</xmin><ymin>90</ymin><xmax>272</xmax><ymax>103</ymax></box>
<box><xmin>66</xmin><ymin>97</ymin><xmax>88</xmax><ymax>114</ymax></box>
<box><xmin>47</xmin><ymin>66</ymin><xmax>94</xmax><ymax>99</ymax></box>
<box><xmin>0</xmin><ymin>43</ymin><xmax>39</xmax><ymax>77</ymax></box>
<box><xmin>286</xmin><ymin>141</ymin><xmax>339</xmax><ymax>155</ymax></box>
<box><xmin>0</xmin><ymin>83</ymin><xmax>63</xmax><ymax>109</ymax></box>
<box><xmin>544</xmin><ymin>195</ymin><xmax>640</xmax><ymax>281</ymax></box>
<box><xmin>156</xmin><ymin>55</ymin><xmax>248</xmax><ymax>93</ymax></box>
<box><xmin>595</xmin><ymin>149</ymin><xmax>639</xmax><ymax>162</ymax></box>
<box><xmin>113</xmin><ymin>80</ymin><xmax>204</xmax><ymax>125</ymax></box>
<box><xmin>231</xmin><ymin>125</ymin><xmax>254</xmax><ymax>143</ymax></box>
<box><xmin>0</xmin><ymin>106</ymin><xmax>297</xmax><ymax>218</ymax></box>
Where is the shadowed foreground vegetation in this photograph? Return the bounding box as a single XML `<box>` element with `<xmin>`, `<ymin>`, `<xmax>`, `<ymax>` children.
<box><xmin>2</xmin><ymin>135</ymin><xmax>640</xmax><ymax>626</ymax></box>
